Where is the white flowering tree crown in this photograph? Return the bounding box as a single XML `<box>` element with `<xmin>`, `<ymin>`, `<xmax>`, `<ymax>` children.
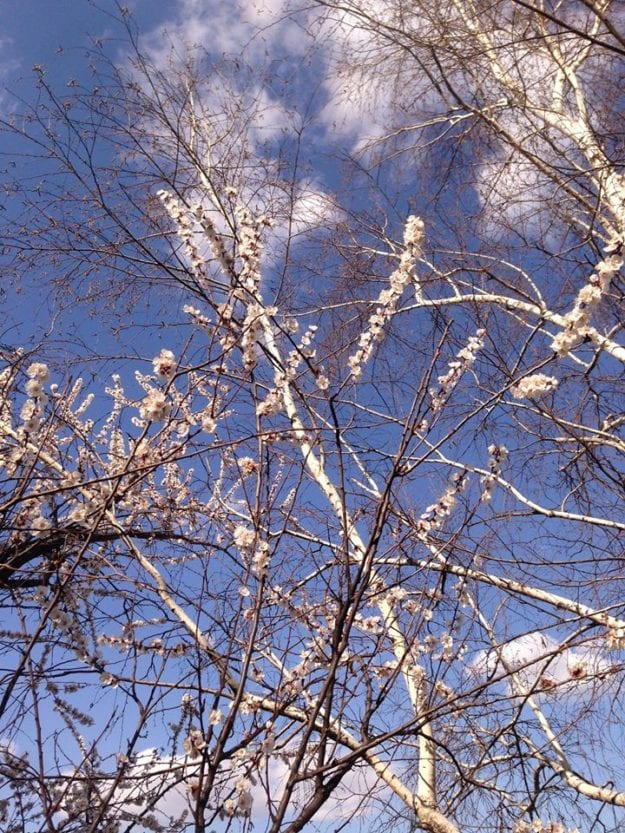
<box><xmin>1</xmin><ymin>3</ymin><xmax>625</xmax><ymax>833</ymax></box>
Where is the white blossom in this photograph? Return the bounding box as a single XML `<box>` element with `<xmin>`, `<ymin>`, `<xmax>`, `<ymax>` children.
<box><xmin>551</xmin><ymin>329</ymin><xmax>582</xmax><ymax>357</ymax></box>
<box><xmin>238</xmin><ymin>457</ymin><xmax>258</xmax><ymax>476</ymax></box>
<box><xmin>511</xmin><ymin>373</ymin><xmax>558</xmax><ymax>399</ymax></box>
<box><xmin>222</xmin><ymin>799</ymin><xmax>237</xmax><ymax>817</ymax></box>
<box><xmin>139</xmin><ymin>389</ymin><xmax>171</xmax><ymax>422</ymax></box>
<box><xmin>201</xmin><ymin>415</ymin><xmax>217</xmax><ymax>434</ymax></box>
<box><xmin>183</xmin><ymin>729</ymin><xmax>207</xmax><ymax>759</ymax></box>
<box><xmin>233</xmin><ymin>525</ymin><xmax>255</xmax><ymax>550</ymax></box>
<box><xmin>261</xmin><ymin>731</ymin><xmax>275</xmax><ymax>754</ymax></box>
<box><xmin>100</xmin><ymin>672</ymin><xmax>118</xmax><ymax>687</ymax></box>
<box><xmin>252</xmin><ymin>541</ymin><xmax>271</xmax><ymax>574</ymax></box>
<box><xmin>347</xmin><ymin>216</ymin><xmax>423</xmax><ymax>378</ymax></box>
<box><xmin>550</xmin><ymin>252</ymin><xmax>622</xmax><ymax>356</ymax></box>
<box><xmin>403</xmin><ymin>215</ymin><xmax>425</xmax><ymax>249</ymax></box>
<box><xmin>26</xmin><ymin>362</ymin><xmax>49</xmax><ymax>382</ymax></box>
<box><xmin>607</xmin><ymin>624</ymin><xmax>625</xmax><ymax>649</ymax></box>
<box><xmin>25</xmin><ymin>378</ymin><xmax>44</xmax><ymax>398</ymax></box>
<box><xmin>430</xmin><ymin>329</ymin><xmax>485</xmax><ymax>413</ymax></box>
<box><xmin>152</xmin><ymin>349</ymin><xmax>176</xmax><ymax>379</ymax></box>
<box><xmin>31</xmin><ymin>515</ymin><xmax>52</xmax><ymax>536</ymax></box>
<box><xmin>20</xmin><ymin>399</ymin><xmax>41</xmax><ymax>432</ymax></box>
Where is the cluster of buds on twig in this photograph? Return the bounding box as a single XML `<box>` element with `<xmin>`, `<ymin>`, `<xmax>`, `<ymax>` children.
<box><xmin>348</xmin><ymin>216</ymin><xmax>423</xmax><ymax>380</ymax></box>
<box><xmin>513</xmin><ymin>820</ymin><xmax>579</xmax><ymax>833</ymax></box>
<box><xmin>20</xmin><ymin>362</ymin><xmax>50</xmax><ymax>433</ymax></box>
<box><xmin>183</xmin><ymin>729</ymin><xmax>207</xmax><ymax>759</ymax></box>
<box><xmin>139</xmin><ymin>388</ymin><xmax>171</xmax><ymax>422</ymax></box>
<box><xmin>551</xmin><ymin>239</ymin><xmax>622</xmax><ymax>357</ymax></box>
<box><xmin>233</xmin><ymin>203</ymin><xmax>271</xmax><ymax>301</ymax></box>
<box><xmin>481</xmin><ymin>444</ymin><xmax>508</xmax><ymax>503</ymax></box>
<box><xmin>511</xmin><ymin>373</ymin><xmax>558</xmax><ymax>399</ymax></box>
<box><xmin>157</xmin><ymin>190</ymin><xmax>208</xmax><ymax>278</ymax></box>
<box><xmin>430</xmin><ymin>330</ymin><xmax>485</xmax><ymax>413</ymax></box>
<box><xmin>256</xmin><ymin>324</ymin><xmax>320</xmax><ymax>416</ymax></box>
<box><xmin>414</xmin><ymin>472</ymin><xmax>468</xmax><ymax>540</ymax></box>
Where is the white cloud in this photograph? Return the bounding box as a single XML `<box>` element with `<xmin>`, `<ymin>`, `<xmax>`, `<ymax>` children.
<box><xmin>94</xmin><ymin>741</ymin><xmax>384</xmax><ymax>830</ymax></box>
<box><xmin>473</xmin><ymin>631</ymin><xmax>613</xmax><ymax>699</ymax></box>
<box><xmin>0</xmin><ymin>737</ymin><xmax>17</xmax><ymax>756</ymax></box>
<box><xmin>138</xmin><ymin>0</ymin><xmax>401</xmax><ymax>152</ymax></box>
<box><xmin>290</xmin><ymin>184</ymin><xmax>344</xmax><ymax>235</ymax></box>
<box><xmin>247</xmin><ymin>86</ymin><xmax>293</xmax><ymax>145</ymax></box>
<box><xmin>476</xmin><ymin>145</ymin><xmax>558</xmax><ymax>242</ymax></box>
<box><xmin>257</xmin><ymin>752</ymin><xmax>384</xmax><ymax>824</ymax></box>
<box><xmin>140</xmin><ymin>0</ymin><xmax>307</xmax><ymax>71</ymax></box>
<box><xmin>0</xmin><ymin>35</ymin><xmax>20</xmax><ymax>114</ymax></box>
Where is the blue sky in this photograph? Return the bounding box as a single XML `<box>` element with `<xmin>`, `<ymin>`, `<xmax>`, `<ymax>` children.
<box><xmin>0</xmin><ymin>2</ymin><xmax>153</xmax><ymax>353</ymax></box>
<box><xmin>1</xmin><ymin>2</ymin><xmax>162</xmax><ymax>96</ymax></box>
<box><xmin>0</xmin><ymin>1</ymin><xmax>353</xmax><ymax>356</ymax></box>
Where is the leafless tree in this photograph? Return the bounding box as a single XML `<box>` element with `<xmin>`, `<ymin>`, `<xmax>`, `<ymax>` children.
<box><xmin>0</xmin><ymin>3</ymin><xmax>625</xmax><ymax>832</ymax></box>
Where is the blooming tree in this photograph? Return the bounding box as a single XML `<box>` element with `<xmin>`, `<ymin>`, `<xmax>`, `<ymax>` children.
<box><xmin>1</xmin><ymin>2</ymin><xmax>625</xmax><ymax>832</ymax></box>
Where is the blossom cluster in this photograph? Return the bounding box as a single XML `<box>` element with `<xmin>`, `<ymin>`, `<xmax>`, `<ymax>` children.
<box><xmin>152</xmin><ymin>349</ymin><xmax>176</xmax><ymax>379</ymax></box>
<box><xmin>440</xmin><ymin>631</ymin><xmax>454</xmax><ymax>661</ymax></box>
<box><xmin>99</xmin><ymin>671</ymin><xmax>119</xmax><ymax>688</ymax></box>
<box><xmin>1</xmin><ymin>351</ymin><xmax>228</xmax><ymax>557</ymax></box>
<box><xmin>10</xmin><ymin>497</ymin><xmax>52</xmax><ymax>538</ymax></box>
<box><xmin>347</xmin><ymin>216</ymin><xmax>424</xmax><ymax>380</ymax></box>
<box><xmin>607</xmin><ymin>624</ymin><xmax>625</xmax><ymax>649</ymax></box>
<box><xmin>209</xmin><ymin>708</ymin><xmax>223</xmax><ymax>726</ymax></box>
<box><xmin>383</xmin><ymin>584</ymin><xmax>408</xmax><ymax>608</ymax></box>
<box><xmin>57</xmin><ymin>780</ymin><xmax>103</xmax><ymax>823</ymax></box>
<box><xmin>221</xmin><ymin>776</ymin><xmax>253</xmax><ymax>817</ymax></box>
<box><xmin>233</xmin><ymin>202</ymin><xmax>271</xmax><ymax>301</ymax></box>
<box><xmin>256</xmin><ymin>386</ymin><xmax>282</xmax><ymax>418</ymax></box>
<box><xmin>20</xmin><ymin>362</ymin><xmax>49</xmax><ymax>433</ymax></box>
<box><xmin>353</xmin><ymin>613</ymin><xmax>383</xmax><ymax>634</ymax></box>
<box><xmin>201</xmin><ymin>414</ymin><xmax>217</xmax><ymax>434</ymax></box>
<box><xmin>281</xmin><ymin>649</ymin><xmax>318</xmax><ymax>697</ymax></box>
<box><xmin>551</xmin><ymin>243</ymin><xmax>623</xmax><ymax>357</ymax></box>
<box><xmin>414</xmin><ymin>472</ymin><xmax>468</xmax><ymax>540</ymax></box>
<box><xmin>139</xmin><ymin>388</ymin><xmax>172</xmax><ymax>422</ymax></box>
<box><xmin>233</xmin><ymin>526</ymin><xmax>272</xmax><ymax>576</ymax></box>
<box><xmin>403</xmin><ymin>215</ymin><xmax>425</xmax><ymax>250</ymax></box>
<box><xmin>233</xmin><ymin>525</ymin><xmax>255</xmax><ymax>550</ymax></box>
<box><xmin>157</xmin><ymin>190</ymin><xmax>210</xmax><ymax>281</ymax></box>
<box><xmin>256</xmin><ymin>324</ymin><xmax>319</xmax><ymax>417</ymax></box>
<box><xmin>481</xmin><ymin>444</ymin><xmax>508</xmax><ymax>503</ymax></box>
<box><xmin>511</xmin><ymin>373</ymin><xmax>558</xmax><ymax>399</ymax></box>
<box><xmin>138</xmin><ymin>347</ymin><xmax>219</xmax><ymax>431</ymax></box>
<box><xmin>48</xmin><ymin>598</ymin><xmax>99</xmax><ymax>666</ymax></box>
<box><xmin>159</xmin><ymin>192</ymin><xmax>274</xmax><ymax>381</ymax></box>
<box><xmin>240</xmin><ymin>302</ymin><xmax>264</xmax><ymax>372</ymax></box>
<box><xmin>251</xmin><ymin>540</ymin><xmax>271</xmax><ymax>575</ymax></box>
<box><xmin>372</xmin><ymin>659</ymin><xmax>399</xmax><ymax>679</ymax></box>
<box><xmin>512</xmin><ymin>821</ymin><xmax>579</xmax><ymax>833</ymax></box>
<box><xmin>430</xmin><ymin>329</ymin><xmax>485</xmax><ymax>413</ymax></box>
<box><xmin>182</xmin><ymin>303</ymin><xmax>213</xmax><ymax>333</ymax></box>
<box><xmin>97</xmin><ymin>620</ymin><xmax>178</xmax><ymax>658</ymax></box>
<box><xmin>183</xmin><ymin>729</ymin><xmax>207</xmax><ymax>759</ymax></box>
<box><xmin>238</xmin><ymin>456</ymin><xmax>258</xmax><ymax>476</ymax></box>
